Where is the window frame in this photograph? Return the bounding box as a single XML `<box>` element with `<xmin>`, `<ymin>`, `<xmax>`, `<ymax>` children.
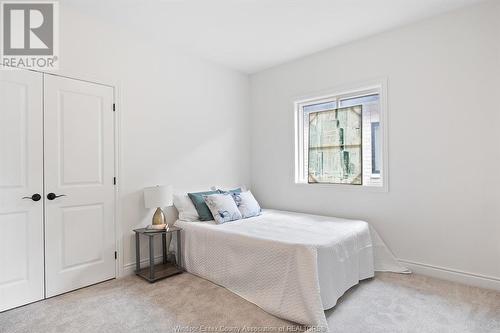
<box><xmin>371</xmin><ymin>121</ymin><xmax>381</xmax><ymax>176</ymax></box>
<box><xmin>293</xmin><ymin>79</ymin><xmax>388</xmax><ymax>192</ymax></box>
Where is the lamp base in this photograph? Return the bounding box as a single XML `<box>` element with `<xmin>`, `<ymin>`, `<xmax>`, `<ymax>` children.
<box><xmin>152</xmin><ymin>207</ymin><xmax>166</xmax><ymax>225</ymax></box>
<box><xmin>146</xmin><ymin>223</ymin><xmax>166</xmax><ymax>231</ymax></box>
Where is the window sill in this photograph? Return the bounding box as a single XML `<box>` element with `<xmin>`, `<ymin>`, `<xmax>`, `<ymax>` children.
<box><xmin>293</xmin><ymin>182</ymin><xmax>388</xmax><ymax>193</ymax></box>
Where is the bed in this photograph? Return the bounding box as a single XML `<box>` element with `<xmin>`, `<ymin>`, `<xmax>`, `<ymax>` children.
<box><xmin>175</xmin><ymin>209</ymin><xmax>408</xmax><ymax>331</ymax></box>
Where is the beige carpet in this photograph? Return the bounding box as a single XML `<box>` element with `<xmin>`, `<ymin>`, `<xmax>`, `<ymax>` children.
<box><xmin>0</xmin><ymin>272</ymin><xmax>499</xmax><ymax>333</ymax></box>
<box><xmin>326</xmin><ymin>273</ymin><xmax>500</xmax><ymax>333</ymax></box>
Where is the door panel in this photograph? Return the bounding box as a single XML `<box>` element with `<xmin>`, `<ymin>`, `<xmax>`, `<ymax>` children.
<box><xmin>61</xmin><ymin>204</ymin><xmax>104</xmax><ymax>269</ymax></box>
<box><xmin>0</xmin><ymin>213</ymin><xmax>29</xmax><ymax>284</ymax></box>
<box><xmin>0</xmin><ymin>69</ymin><xmax>44</xmax><ymax>312</ymax></box>
<box><xmin>59</xmin><ymin>90</ymin><xmax>104</xmax><ymax>185</ymax></box>
<box><xmin>44</xmin><ymin>75</ymin><xmax>115</xmax><ymax>297</ymax></box>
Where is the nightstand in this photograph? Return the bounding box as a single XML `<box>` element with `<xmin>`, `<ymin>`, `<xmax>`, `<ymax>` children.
<box><xmin>133</xmin><ymin>226</ymin><xmax>183</xmax><ymax>282</ymax></box>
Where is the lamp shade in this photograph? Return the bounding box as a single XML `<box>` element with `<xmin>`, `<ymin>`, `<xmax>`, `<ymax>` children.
<box><xmin>144</xmin><ymin>185</ymin><xmax>173</xmax><ymax>208</ymax></box>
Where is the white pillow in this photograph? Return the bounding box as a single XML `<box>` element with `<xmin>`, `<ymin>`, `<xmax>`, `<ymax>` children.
<box><xmin>232</xmin><ymin>190</ymin><xmax>261</xmax><ymax>218</ymax></box>
<box><xmin>173</xmin><ymin>193</ymin><xmax>199</xmax><ymax>221</ymax></box>
<box><xmin>203</xmin><ymin>193</ymin><xmax>242</xmax><ymax>224</ymax></box>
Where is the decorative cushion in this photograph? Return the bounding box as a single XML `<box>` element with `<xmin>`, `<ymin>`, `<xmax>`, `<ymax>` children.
<box><xmin>217</xmin><ymin>187</ymin><xmax>242</xmax><ymax>195</ymax></box>
<box><xmin>203</xmin><ymin>193</ymin><xmax>242</xmax><ymax>224</ymax></box>
<box><xmin>188</xmin><ymin>190</ymin><xmax>219</xmax><ymax>221</ymax></box>
<box><xmin>210</xmin><ymin>185</ymin><xmax>247</xmax><ymax>192</ymax></box>
<box><xmin>232</xmin><ymin>190</ymin><xmax>262</xmax><ymax>218</ymax></box>
<box><xmin>173</xmin><ymin>193</ymin><xmax>199</xmax><ymax>221</ymax></box>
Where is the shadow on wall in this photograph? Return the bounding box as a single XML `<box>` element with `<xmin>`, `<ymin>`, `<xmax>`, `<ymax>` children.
<box><xmin>164</xmin><ymin>206</ymin><xmax>179</xmax><ymax>226</ymax></box>
<box><xmin>121</xmin><ymin>190</ymin><xmax>152</xmax><ymax>263</ymax></box>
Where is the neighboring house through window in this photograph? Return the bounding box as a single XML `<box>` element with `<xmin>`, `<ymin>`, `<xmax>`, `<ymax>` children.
<box><xmin>295</xmin><ymin>83</ymin><xmax>386</xmax><ymax>188</ymax></box>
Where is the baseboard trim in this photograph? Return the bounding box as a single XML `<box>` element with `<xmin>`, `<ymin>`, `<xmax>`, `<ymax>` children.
<box><xmin>398</xmin><ymin>259</ymin><xmax>500</xmax><ymax>291</ymax></box>
<box><xmin>121</xmin><ymin>256</ymin><xmax>500</xmax><ymax>291</ymax></box>
<box><xmin>122</xmin><ymin>255</ymin><xmax>166</xmax><ymax>277</ymax></box>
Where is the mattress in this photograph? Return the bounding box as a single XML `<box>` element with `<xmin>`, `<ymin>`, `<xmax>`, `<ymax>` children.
<box><xmin>175</xmin><ymin>209</ymin><xmax>407</xmax><ymax>331</ymax></box>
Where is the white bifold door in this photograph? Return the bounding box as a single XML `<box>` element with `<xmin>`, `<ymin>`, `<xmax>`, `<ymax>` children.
<box><xmin>0</xmin><ymin>70</ymin><xmax>115</xmax><ymax>311</ymax></box>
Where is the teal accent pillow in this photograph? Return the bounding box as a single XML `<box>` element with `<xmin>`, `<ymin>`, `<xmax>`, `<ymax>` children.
<box><xmin>188</xmin><ymin>190</ymin><xmax>220</xmax><ymax>221</ymax></box>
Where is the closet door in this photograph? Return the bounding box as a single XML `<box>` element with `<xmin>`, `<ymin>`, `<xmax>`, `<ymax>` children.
<box><xmin>43</xmin><ymin>75</ymin><xmax>115</xmax><ymax>297</ymax></box>
<box><xmin>0</xmin><ymin>69</ymin><xmax>44</xmax><ymax>311</ymax></box>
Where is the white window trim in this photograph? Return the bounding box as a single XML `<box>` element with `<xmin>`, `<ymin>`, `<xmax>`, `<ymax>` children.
<box><xmin>293</xmin><ymin>78</ymin><xmax>389</xmax><ymax>192</ymax></box>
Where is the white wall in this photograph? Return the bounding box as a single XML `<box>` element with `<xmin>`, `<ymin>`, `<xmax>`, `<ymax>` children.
<box><xmin>54</xmin><ymin>1</ymin><xmax>500</xmax><ymax>287</ymax></box>
<box><xmin>57</xmin><ymin>4</ymin><xmax>251</xmax><ymax>274</ymax></box>
<box><xmin>250</xmin><ymin>1</ymin><xmax>500</xmax><ymax>287</ymax></box>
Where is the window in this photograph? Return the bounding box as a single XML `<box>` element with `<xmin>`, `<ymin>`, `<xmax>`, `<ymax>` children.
<box><xmin>295</xmin><ymin>85</ymin><xmax>385</xmax><ymax>188</ymax></box>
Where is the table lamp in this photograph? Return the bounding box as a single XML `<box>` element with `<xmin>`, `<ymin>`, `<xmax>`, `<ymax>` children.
<box><xmin>144</xmin><ymin>185</ymin><xmax>173</xmax><ymax>230</ymax></box>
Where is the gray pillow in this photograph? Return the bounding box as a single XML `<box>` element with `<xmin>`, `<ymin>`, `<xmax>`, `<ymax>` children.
<box><xmin>187</xmin><ymin>190</ymin><xmax>219</xmax><ymax>221</ymax></box>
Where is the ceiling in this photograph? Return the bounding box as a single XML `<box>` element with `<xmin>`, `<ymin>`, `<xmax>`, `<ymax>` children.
<box><xmin>65</xmin><ymin>0</ymin><xmax>486</xmax><ymax>73</ymax></box>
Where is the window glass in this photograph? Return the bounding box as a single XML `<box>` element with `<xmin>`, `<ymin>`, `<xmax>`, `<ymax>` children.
<box><xmin>308</xmin><ymin>106</ymin><xmax>362</xmax><ymax>184</ymax></box>
<box><xmin>339</xmin><ymin>94</ymin><xmax>379</xmax><ymax>108</ymax></box>
<box><xmin>296</xmin><ymin>90</ymin><xmax>383</xmax><ymax>187</ymax></box>
<box><xmin>303</xmin><ymin>101</ymin><xmax>337</xmax><ymax>177</ymax></box>
<box><xmin>371</xmin><ymin>122</ymin><xmax>381</xmax><ymax>174</ymax></box>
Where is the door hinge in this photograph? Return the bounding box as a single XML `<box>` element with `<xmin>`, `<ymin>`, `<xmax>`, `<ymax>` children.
<box><xmin>113</xmin><ymin>177</ymin><xmax>116</xmax><ymax>185</ymax></box>
<box><xmin>112</xmin><ymin>103</ymin><xmax>116</xmax><ymax>111</ymax></box>
<box><xmin>114</xmin><ymin>251</ymin><xmax>117</xmax><ymax>260</ymax></box>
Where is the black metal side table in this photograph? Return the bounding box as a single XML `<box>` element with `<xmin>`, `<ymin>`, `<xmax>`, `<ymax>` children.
<box><xmin>133</xmin><ymin>226</ymin><xmax>183</xmax><ymax>282</ymax></box>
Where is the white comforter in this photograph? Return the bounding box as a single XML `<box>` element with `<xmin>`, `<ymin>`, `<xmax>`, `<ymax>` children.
<box><xmin>176</xmin><ymin>209</ymin><xmax>408</xmax><ymax>331</ymax></box>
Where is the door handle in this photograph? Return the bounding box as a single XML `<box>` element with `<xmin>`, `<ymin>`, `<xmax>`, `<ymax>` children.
<box><xmin>22</xmin><ymin>194</ymin><xmax>42</xmax><ymax>202</ymax></box>
<box><xmin>47</xmin><ymin>193</ymin><xmax>66</xmax><ymax>200</ymax></box>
